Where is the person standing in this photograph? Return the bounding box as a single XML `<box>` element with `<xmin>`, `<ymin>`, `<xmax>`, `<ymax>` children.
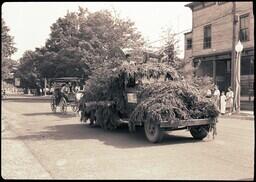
<box><xmin>213</xmin><ymin>85</ymin><xmax>220</xmax><ymax>110</ymax></box>
<box><xmin>220</xmin><ymin>91</ymin><xmax>226</xmax><ymax>115</ymax></box>
<box><xmin>61</xmin><ymin>82</ymin><xmax>70</xmax><ymax>101</ymax></box>
<box><xmin>226</xmin><ymin>87</ymin><xmax>234</xmax><ymax>115</ymax></box>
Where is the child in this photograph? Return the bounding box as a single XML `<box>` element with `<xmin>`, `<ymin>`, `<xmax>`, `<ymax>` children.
<box><xmin>220</xmin><ymin>91</ymin><xmax>226</xmax><ymax>115</ymax></box>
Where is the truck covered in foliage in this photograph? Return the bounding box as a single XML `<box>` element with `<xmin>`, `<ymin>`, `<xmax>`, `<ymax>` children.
<box><xmin>78</xmin><ymin>57</ymin><xmax>219</xmax><ymax>143</ymax></box>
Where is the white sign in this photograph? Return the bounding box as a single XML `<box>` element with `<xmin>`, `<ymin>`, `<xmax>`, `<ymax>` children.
<box><xmin>127</xmin><ymin>93</ymin><xmax>137</xmax><ymax>103</ymax></box>
<box><xmin>15</xmin><ymin>78</ymin><xmax>20</xmax><ymax>86</ymax></box>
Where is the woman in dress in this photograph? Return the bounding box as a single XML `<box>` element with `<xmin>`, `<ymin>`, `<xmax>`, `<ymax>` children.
<box><xmin>213</xmin><ymin>85</ymin><xmax>220</xmax><ymax>110</ymax></box>
<box><xmin>220</xmin><ymin>91</ymin><xmax>226</xmax><ymax>115</ymax></box>
<box><xmin>226</xmin><ymin>87</ymin><xmax>234</xmax><ymax>115</ymax></box>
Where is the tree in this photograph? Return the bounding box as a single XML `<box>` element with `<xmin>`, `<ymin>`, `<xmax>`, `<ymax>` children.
<box><xmin>1</xmin><ymin>18</ymin><xmax>17</xmax><ymax>80</ymax></box>
<box><xmin>15</xmin><ymin>50</ymin><xmax>40</xmax><ymax>89</ymax></box>
<box><xmin>44</xmin><ymin>7</ymin><xmax>144</xmax><ymax>75</ymax></box>
<box><xmin>159</xmin><ymin>28</ymin><xmax>181</xmax><ymax>69</ymax></box>
<box><xmin>16</xmin><ymin>7</ymin><xmax>144</xmax><ymax>88</ymax></box>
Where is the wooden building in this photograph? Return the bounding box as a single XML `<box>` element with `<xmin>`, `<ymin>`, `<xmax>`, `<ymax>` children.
<box><xmin>184</xmin><ymin>1</ymin><xmax>254</xmax><ymax>110</ymax></box>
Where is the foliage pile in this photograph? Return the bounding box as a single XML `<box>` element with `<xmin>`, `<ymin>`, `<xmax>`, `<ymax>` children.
<box><xmin>79</xmin><ymin>61</ymin><xmax>180</xmax><ymax>129</ymax></box>
<box><xmin>130</xmin><ymin>81</ymin><xmax>219</xmax><ymax>126</ymax></box>
<box><xmin>119</xmin><ymin>61</ymin><xmax>180</xmax><ymax>81</ymax></box>
<box><xmin>79</xmin><ymin>61</ymin><xmax>219</xmax><ymax>130</ymax></box>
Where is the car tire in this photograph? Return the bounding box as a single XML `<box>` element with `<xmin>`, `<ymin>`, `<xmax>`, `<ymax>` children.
<box><xmin>144</xmin><ymin>120</ymin><xmax>163</xmax><ymax>143</ymax></box>
<box><xmin>190</xmin><ymin>125</ymin><xmax>210</xmax><ymax>140</ymax></box>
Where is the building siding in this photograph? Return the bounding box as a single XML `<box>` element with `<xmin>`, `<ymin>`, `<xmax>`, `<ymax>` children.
<box><xmin>184</xmin><ymin>32</ymin><xmax>192</xmax><ymax>59</ymax></box>
<box><xmin>185</xmin><ymin>2</ymin><xmax>254</xmax><ymax>57</ymax></box>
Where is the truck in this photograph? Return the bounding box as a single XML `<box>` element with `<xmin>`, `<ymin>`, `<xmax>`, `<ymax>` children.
<box><xmin>78</xmin><ymin>53</ymin><xmax>219</xmax><ymax>143</ymax></box>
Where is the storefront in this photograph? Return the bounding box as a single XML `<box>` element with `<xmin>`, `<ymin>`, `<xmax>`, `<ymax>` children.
<box><xmin>193</xmin><ymin>52</ymin><xmax>232</xmax><ymax>92</ymax></box>
<box><xmin>240</xmin><ymin>48</ymin><xmax>254</xmax><ymax>110</ymax></box>
<box><xmin>193</xmin><ymin>49</ymin><xmax>254</xmax><ymax>110</ymax></box>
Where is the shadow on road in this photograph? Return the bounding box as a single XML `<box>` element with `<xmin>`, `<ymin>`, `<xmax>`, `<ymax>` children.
<box><xmin>8</xmin><ymin>123</ymin><xmax>202</xmax><ymax>149</ymax></box>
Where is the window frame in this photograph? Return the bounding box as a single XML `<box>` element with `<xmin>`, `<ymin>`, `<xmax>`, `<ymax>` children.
<box><xmin>186</xmin><ymin>38</ymin><xmax>192</xmax><ymax>50</ymax></box>
<box><xmin>239</xmin><ymin>13</ymin><xmax>250</xmax><ymax>42</ymax></box>
<box><xmin>203</xmin><ymin>24</ymin><xmax>212</xmax><ymax>49</ymax></box>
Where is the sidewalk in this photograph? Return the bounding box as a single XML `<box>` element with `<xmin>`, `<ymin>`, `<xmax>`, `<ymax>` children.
<box><xmin>2</xmin><ymin>94</ymin><xmax>51</xmax><ymax>101</ymax></box>
<box><xmin>219</xmin><ymin>110</ymin><xmax>254</xmax><ymax>120</ymax></box>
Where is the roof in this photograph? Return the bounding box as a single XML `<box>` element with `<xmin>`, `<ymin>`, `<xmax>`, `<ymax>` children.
<box><xmin>184</xmin><ymin>31</ymin><xmax>192</xmax><ymax>35</ymax></box>
<box><xmin>184</xmin><ymin>2</ymin><xmax>202</xmax><ymax>8</ymax></box>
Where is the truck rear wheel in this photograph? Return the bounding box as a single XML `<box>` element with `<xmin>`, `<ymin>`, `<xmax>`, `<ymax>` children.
<box><xmin>144</xmin><ymin>121</ymin><xmax>163</xmax><ymax>143</ymax></box>
<box><xmin>190</xmin><ymin>125</ymin><xmax>209</xmax><ymax>140</ymax></box>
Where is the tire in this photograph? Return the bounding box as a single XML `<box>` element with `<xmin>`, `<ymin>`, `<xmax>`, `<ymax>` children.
<box><xmin>144</xmin><ymin>120</ymin><xmax>163</xmax><ymax>143</ymax></box>
<box><xmin>190</xmin><ymin>125</ymin><xmax>210</xmax><ymax>140</ymax></box>
<box><xmin>59</xmin><ymin>98</ymin><xmax>67</xmax><ymax>114</ymax></box>
<box><xmin>50</xmin><ymin>97</ymin><xmax>57</xmax><ymax>113</ymax></box>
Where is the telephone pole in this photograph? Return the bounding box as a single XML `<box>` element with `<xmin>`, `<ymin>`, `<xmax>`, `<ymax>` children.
<box><xmin>231</xmin><ymin>2</ymin><xmax>237</xmax><ymax>110</ymax></box>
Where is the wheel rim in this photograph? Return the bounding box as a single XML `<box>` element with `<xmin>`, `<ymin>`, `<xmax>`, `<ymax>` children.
<box><xmin>51</xmin><ymin>103</ymin><xmax>56</xmax><ymax>112</ymax></box>
<box><xmin>60</xmin><ymin>99</ymin><xmax>67</xmax><ymax>114</ymax></box>
<box><xmin>146</xmin><ymin>121</ymin><xmax>156</xmax><ymax>136</ymax></box>
<box><xmin>51</xmin><ymin>99</ymin><xmax>56</xmax><ymax>112</ymax></box>
<box><xmin>71</xmin><ymin>105</ymin><xmax>78</xmax><ymax>112</ymax></box>
<box><xmin>148</xmin><ymin>122</ymin><xmax>156</xmax><ymax>135</ymax></box>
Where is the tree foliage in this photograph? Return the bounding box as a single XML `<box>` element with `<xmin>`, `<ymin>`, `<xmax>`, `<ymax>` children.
<box><xmin>1</xmin><ymin>18</ymin><xmax>17</xmax><ymax>80</ymax></box>
<box><xmin>16</xmin><ymin>7</ymin><xmax>144</xmax><ymax>88</ymax></box>
<box><xmin>1</xmin><ymin>18</ymin><xmax>17</xmax><ymax>58</ymax></box>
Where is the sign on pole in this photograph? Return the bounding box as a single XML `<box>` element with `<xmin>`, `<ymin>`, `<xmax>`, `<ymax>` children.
<box><xmin>15</xmin><ymin>78</ymin><xmax>20</xmax><ymax>86</ymax></box>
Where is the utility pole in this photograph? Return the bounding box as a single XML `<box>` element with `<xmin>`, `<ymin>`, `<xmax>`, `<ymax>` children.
<box><xmin>231</xmin><ymin>1</ymin><xmax>237</xmax><ymax>111</ymax></box>
<box><xmin>235</xmin><ymin>41</ymin><xmax>243</xmax><ymax>113</ymax></box>
<box><xmin>44</xmin><ymin>78</ymin><xmax>47</xmax><ymax>96</ymax></box>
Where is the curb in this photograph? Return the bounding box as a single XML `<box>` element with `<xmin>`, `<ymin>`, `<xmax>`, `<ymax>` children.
<box><xmin>219</xmin><ymin>114</ymin><xmax>254</xmax><ymax>121</ymax></box>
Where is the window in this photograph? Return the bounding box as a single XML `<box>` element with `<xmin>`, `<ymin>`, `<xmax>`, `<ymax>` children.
<box><xmin>240</xmin><ymin>14</ymin><xmax>249</xmax><ymax>42</ymax></box>
<box><xmin>186</xmin><ymin>38</ymin><xmax>192</xmax><ymax>49</ymax></box>
<box><xmin>241</xmin><ymin>56</ymin><xmax>254</xmax><ymax>75</ymax></box>
<box><xmin>204</xmin><ymin>25</ymin><xmax>211</xmax><ymax>49</ymax></box>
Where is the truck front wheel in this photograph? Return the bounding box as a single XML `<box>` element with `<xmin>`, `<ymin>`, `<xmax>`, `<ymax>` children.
<box><xmin>144</xmin><ymin>121</ymin><xmax>163</xmax><ymax>143</ymax></box>
<box><xmin>190</xmin><ymin>125</ymin><xmax>209</xmax><ymax>140</ymax></box>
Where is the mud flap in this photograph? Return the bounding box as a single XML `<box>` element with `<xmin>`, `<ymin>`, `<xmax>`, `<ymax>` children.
<box><xmin>209</xmin><ymin>118</ymin><xmax>218</xmax><ymax>139</ymax></box>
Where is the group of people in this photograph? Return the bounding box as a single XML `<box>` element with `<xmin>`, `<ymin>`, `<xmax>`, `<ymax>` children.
<box><xmin>60</xmin><ymin>82</ymin><xmax>82</xmax><ymax>101</ymax></box>
<box><xmin>207</xmin><ymin>85</ymin><xmax>234</xmax><ymax>115</ymax></box>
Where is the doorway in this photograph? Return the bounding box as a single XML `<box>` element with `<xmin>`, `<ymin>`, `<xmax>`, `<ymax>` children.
<box><xmin>215</xmin><ymin>59</ymin><xmax>231</xmax><ymax>92</ymax></box>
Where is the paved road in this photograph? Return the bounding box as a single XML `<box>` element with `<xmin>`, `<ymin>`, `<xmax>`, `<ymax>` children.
<box><xmin>1</xmin><ymin>98</ymin><xmax>254</xmax><ymax>180</ymax></box>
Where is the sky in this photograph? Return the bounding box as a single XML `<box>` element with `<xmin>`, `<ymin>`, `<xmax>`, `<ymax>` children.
<box><xmin>2</xmin><ymin>2</ymin><xmax>192</xmax><ymax>60</ymax></box>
